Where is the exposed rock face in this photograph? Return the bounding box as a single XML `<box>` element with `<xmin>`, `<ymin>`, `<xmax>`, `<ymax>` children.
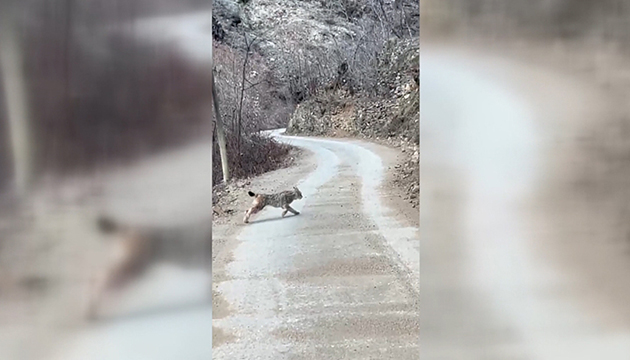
<box><xmin>213</xmin><ymin>0</ymin><xmax>418</xmax><ymax>205</ymax></box>
<box><xmin>286</xmin><ymin>38</ymin><xmax>419</xmax><ymax>207</ymax></box>
<box><xmin>287</xmin><ymin>39</ymin><xmax>419</xmax><ymax>144</ymax></box>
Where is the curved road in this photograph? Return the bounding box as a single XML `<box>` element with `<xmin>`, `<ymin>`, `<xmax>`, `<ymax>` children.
<box><xmin>40</xmin><ymin>12</ymin><xmax>215</xmax><ymax>360</ymax></box>
<box><xmin>421</xmin><ymin>47</ymin><xmax>630</xmax><ymax>359</ymax></box>
<box><xmin>213</xmin><ymin>130</ymin><xmax>420</xmax><ymax>359</ymax></box>
<box><xmin>39</xmin><ymin>9</ymin><xmax>630</xmax><ymax>360</ymax></box>
<box><xmin>46</xmin><ymin>143</ymin><xmax>213</xmax><ymax>360</ymax></box>
<box><xmin>46</xmin><ymin>11</ymin><xmax>420</xmax><ymax>360</ymax></box>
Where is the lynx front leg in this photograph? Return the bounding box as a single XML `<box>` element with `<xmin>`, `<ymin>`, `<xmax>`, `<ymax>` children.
<box><xmin>285</xmin><ymin>205</ymin><xmax>300</xmax><ymax>216</ymax></box>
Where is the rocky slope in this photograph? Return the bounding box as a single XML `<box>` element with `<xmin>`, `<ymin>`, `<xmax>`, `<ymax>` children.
<box><xmin>286</xmin><ymin>38</ymin><xmax>419</xmax><ymax>207</ymax></box>
<box><xmin>212</xmin><ymin>0</ymin><xmax>419</xmax><ymax>207</ymax></box>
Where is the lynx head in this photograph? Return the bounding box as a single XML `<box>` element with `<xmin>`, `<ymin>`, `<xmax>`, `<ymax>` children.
<box><xmin>293</xmin><ymin>186</ymin><xmax>303</xmax><ymax>199</ymax></box>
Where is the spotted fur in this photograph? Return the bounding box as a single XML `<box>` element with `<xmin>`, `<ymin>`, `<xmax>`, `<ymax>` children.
<box><xmin>244</xmin><ymin>186</ymin><xmax>303</xmax><ymax>223</ymax></box>
<box><xmin>87</xmin><ymin>215</ymin><xmax>211</xmax><ymax>320</ymax></box>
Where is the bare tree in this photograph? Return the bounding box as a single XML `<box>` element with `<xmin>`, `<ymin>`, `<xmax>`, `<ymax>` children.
<box><xmin>236</xmin><ymin>34</ymin><xmax>250</xmax><ymax>155</ymax></box>
<box><xmin>236</xmin><ymin>32</ymin><xmax>263</xmax><ymax>155</ymax></box>
<box><xmin>0</xmin><ymin>2</ymin><xmax>34</xmax><ymax>196</ymax></box>
<box><xmin>212</xmin><ymin>69</ymin><xmax>230</xmax><ymax>183</ymax></box>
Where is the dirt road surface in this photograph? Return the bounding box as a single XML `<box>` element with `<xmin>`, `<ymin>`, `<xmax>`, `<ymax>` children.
<box><xmin>212</xmin><ymin>129</ymin><xmax>420</xmax><ymax>359</ymax></box>
<box><xmin>421</xmin><ymin>44</ymin><xmax>630</xmax><ymax>359</ymax></box>
<box><xmin>44</xmin><ymin>12</ymin><xmax>215</xmax><ymax>360</ymax></box>
<box><xmin>0</xmin><ymin>11</ymin><xmax>214</xmax><ymax>360</ymax></box>
<box><xmin>44</xmin><ymin>141</ymin><xmax>212</xmax><ymax>360</ymax></box>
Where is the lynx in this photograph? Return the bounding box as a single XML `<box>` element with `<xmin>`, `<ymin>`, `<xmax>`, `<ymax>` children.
<box><xmin>86</xmin><ymin>215</ymin><xmax>211</xmax><ymax>320</ymax></box>
<box><xmin>243</xmin><ymin>186</ymin><xmax>303</xmax><ymax>223</ymax></box>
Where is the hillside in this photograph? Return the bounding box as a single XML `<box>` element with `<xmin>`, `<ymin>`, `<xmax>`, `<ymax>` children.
<box><xmin>212</xmin><ymin>0</ymin><xmax>419</xmax><ymax>206</ymax></box>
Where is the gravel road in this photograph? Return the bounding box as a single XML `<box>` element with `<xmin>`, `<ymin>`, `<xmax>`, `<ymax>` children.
<box><xmin>421</xmin><ymin>45</ymin><xmax>630</xmax><ymax>359</ymax></box>
<box><xmin>212</xmin><ymin>130</ymin><xmax>420</xmax><ymax>359</ymax></box>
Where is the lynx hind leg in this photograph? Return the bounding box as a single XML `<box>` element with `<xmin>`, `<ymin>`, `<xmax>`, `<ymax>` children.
<box><xmin>86</xmin><ymin>233</ymin><xmax>146</xmax><ymax>320</ymax></box>
<box><xmin>243</xmin><ymin>208</ymin><xmax>251</xmax><ymax>223</ymax></box>
<box><xmin>244</xmin><ymin>206</ymin><xmax>260</xmax><ymax>223</ymax></box>
<box><xmin>86</xmin><ymin>265</ymin><xmax>119</xmax><ymax>321</ymax></box>
<box><xmin>86</xmin><ymin>255</ymin><xmax>130</xmax><ymax>320</ymax></box>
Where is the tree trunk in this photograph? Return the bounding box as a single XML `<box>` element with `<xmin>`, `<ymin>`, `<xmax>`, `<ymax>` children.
<box><xmin>0</xmin><ymin>5</ymin><xmax>34</xmax><ymax>196</ymax></box>
<box><xmin>237</xmin><ymin>42</ymin><xmax>250</xmax><ymax>159</ymax></box>
<box><xmin>212</xmin><ymin>71</ymin><xmax>230</xmax><ymax>183</ymax></box>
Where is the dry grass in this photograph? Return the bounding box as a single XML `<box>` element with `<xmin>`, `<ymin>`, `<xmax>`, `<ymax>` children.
<box><xmin>212</xmin><ymin>131</ymin><xmax>293</xmax><ymax>189</ymax></box>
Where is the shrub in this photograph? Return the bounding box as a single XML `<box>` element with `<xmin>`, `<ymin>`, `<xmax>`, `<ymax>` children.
<box><xmin>212</xmin><ymin>129</ymin><xmax>292</xmax><ymax>186</ymax></box>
